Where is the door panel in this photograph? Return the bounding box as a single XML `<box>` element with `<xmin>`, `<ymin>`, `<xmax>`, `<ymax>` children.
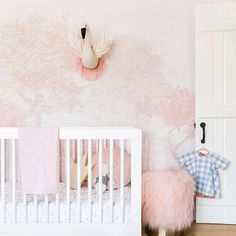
<box><xmin>196</xmin><ymin>119</ymin><xmax>236</xmax><ymax>224</ymax></box>
<box><xmin>225</xmin><ymin>32</ymin><xmax>236</xmax><ymax>107</ymax></box>
<box><xmin>196</xmin><ymin>3</ymin><xmax>236</xmax><ymax>224</ymax></box>
<box><xmin>195</xmin><ymin>33</ymin><xmax>214</xmax><ymax>107</ymax></box>
<box><xmin>196</xmin><ymin>31</ymin><xmax>236</xmax><ymax>117</ymax></box>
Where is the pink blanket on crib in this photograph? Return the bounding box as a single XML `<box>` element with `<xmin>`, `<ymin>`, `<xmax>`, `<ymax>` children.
<box><xmin>19</xmin><ymin>127</ymin><xmax>59</xmax><ymax>194</ymax></box>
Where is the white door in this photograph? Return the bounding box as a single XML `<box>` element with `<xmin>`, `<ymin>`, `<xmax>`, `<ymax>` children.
<box><xmin>196</xmin><ymin>3</ymin><xmax>236</xmax><ymax>224</ymax></box>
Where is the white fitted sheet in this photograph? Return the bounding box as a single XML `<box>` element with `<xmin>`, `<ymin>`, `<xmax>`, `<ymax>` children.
<box><xmin>0</xmin><ymin>183</ymin><xmax>131</xmax><ymax>223</ymax></box>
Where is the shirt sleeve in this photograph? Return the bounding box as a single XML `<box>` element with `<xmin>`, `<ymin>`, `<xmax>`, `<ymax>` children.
<box><xmin>211</xmin><ymin>153</ymin><xmax>229</xmax><ymax>170</ymax></box>
<box><xmin>179</xmin><ymin>152</ymin><xmax>194</xmax><ymax>167</ymax></box>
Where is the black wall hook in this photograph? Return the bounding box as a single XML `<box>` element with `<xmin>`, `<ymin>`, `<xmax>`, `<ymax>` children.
<box><xmin>200</xmin><ymin>122</ymin><xmax>206</xmax><ymax>144</ymax></box>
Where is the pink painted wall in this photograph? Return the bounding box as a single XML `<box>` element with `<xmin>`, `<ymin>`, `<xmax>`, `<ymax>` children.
<box><xmin>0</xmin><ymin>0</ymin><xmax>234</xmax><ymax>170</ymax></box>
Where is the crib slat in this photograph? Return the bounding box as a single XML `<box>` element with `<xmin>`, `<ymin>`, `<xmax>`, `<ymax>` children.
<box><xmin>45</xmin><ymin>194</ymin><xmax>49</xmax><ymax>223</ymax></box>
<box><xmin>88</xmin><ymin>139</ymin><xmax>92</xmax><ymax>223</ymax></box>
<box><xmin>23</xmin><ymin>194</ymin><xmax>27</xmax><ymax>223</ymax></box>
<box><xmin>77</xmin><ymin>139</ymin><xmax>81</xmax><ymax>223</ymax></box>
<box><xmin>55</xmin><ymin>193</ymin><xmax>59</xmax><ymax>223</ymax></box>
<box><xmin>109</xmin><ymin>139</ymin><xmax>114</xmax><ymax>222</ymax></box>
<box><xmin>66</xmin><ymin>139</ymin><xmax>70</xmax><ymax>222</ymax></box>
<box><xmin>120</xmin><ymin>139</ymin><xmax>124</xmax><ymax>223</ymax></box>
<box><xmin>34</xmin><ymin>194</ymin><xmax>37</xmax><ymax>223</ymax></box>
<box><xmin>1</xmin><ymin>139</ymin><xmax>5</xmax><ymax>223</ymax></box>
<box><xmin>98</xmin><ymin>139</ymin><xmax>103</xmax><ymax>222</ymax></box>
<box><xmin>103</xmin><ymin>139</ymin><xmax>107</xmax><ymax>148</ymax></box>
<box><xmin>11</xmin><ymin>139</ymin><xmax>16</xmax><ymax>222</ymax></box>
<box><xmin>130</xmin><ymin>138</ymin><xmax>142</xmax><ymax>223</ymax></box>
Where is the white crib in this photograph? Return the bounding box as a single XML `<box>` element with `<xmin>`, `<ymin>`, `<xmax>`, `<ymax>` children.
<box><xmin>0</xmin><ymin>127</ymin><xmax>142</xmax><ymax>236</ymax></box>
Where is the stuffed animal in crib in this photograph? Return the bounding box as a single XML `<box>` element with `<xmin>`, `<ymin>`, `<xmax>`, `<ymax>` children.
<box><xmin>92</xmin><ymin>147</ymin><xmax>131</xmax><ymax>191</ymax></box>
<box><xmin>93</xmin><ymin>163</ymin><xmax>110</xmax><ymax>193</ymax></box>
<box><xmin>70</xmin><ymin>152</ymin><xmax>95</xmax><ymax>190</ymax></box>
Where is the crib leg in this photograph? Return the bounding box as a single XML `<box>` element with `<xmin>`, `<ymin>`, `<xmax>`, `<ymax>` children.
<box><xmin>159</xmin><ymin>228</ymin><xmax>166</xmax><ymax>236</ymax></box>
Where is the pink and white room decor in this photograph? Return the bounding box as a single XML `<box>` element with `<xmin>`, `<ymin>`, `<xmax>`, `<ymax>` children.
<box><xmin>0</xmin><ymin>0</ymin><xmax>196</xmax><ymax>172</ymax></box>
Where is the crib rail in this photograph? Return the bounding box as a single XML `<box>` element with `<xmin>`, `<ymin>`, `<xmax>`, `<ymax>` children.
<box><xmin>0</xmin><ymin>127</ymin><xmax>141</xmax><ymax>139</ymax></box>
<box><xmin>0</xmin><ymin>127</ymin><xmax>142</xmax><ymax>226</ymax></box>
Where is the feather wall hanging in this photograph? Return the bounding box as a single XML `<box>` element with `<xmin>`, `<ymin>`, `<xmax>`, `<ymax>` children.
<box><xmin>70</xmin><ymin>24</ymin><xmax>112</xmax><ymax>81</ymax></box>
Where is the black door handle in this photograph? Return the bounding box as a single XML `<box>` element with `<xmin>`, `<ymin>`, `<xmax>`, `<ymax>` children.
<box><xmin>200</xmin><ymin>122</ymin><xmax>206</xmax><ymax>144</ymax></box>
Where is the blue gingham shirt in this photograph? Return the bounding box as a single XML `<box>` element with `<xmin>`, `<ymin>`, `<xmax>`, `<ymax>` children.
<box><xmin>179</xmin><ymin>151</ymin><xmax>229</xmax><ymax>198</ymax></box>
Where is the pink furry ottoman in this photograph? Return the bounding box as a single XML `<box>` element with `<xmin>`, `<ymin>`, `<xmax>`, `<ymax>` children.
<box><xmin>142</xmin><ymin>170</ymin><xmax>195</xmax><ymax>232</ymax></box>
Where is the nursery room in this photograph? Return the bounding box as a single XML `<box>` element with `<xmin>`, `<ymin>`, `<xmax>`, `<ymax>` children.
<box><xmin>0</xmin><ymin>0</ymin><xmax>236</xmax><ymax>235</ymax></box>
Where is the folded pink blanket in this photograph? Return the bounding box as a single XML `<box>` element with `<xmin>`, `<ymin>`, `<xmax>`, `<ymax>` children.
<box><xmin>19</xmin><ymin>127</ymin><xmax>59</xmax><ymax>194</ymax></box>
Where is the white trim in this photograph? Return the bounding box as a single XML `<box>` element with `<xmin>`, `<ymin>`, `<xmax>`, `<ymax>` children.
<box><xmin>0</xmin><ymin>127</ymin><xmax>142</xmax><ymax>140</ymax></box>
<box><xmin>197</xmin><ymin>105</ymin><xmax>236</xmax><ymax>118</ymax></box>
<box><xmin>196</xmin><ymin>3</ymin><xmax>236</xmax><ymax>32</ymax></box>
<box><xmin>0</xmin><ymin>223</ymin><xmax>141</xmax><ymax>235</ymax></box>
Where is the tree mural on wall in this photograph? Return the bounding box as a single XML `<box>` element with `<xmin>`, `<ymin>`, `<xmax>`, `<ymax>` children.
<box><xmin>0</xmin><ymin>15</ymin><xmax>195</xmax><ymax>170</ymax></box>
<box><xmin>0</xmin><ymin>15</ymin><xmax>83</xmax><ymax>125</ymax></box>
<box><xmin>104</xmin><ymin>36</ymin><xmax>195</xmax><ymax>164</ymax></box>
<box><xmin>162</xmin><ymin>88</ymin><xmax>195</xmax><ymax>160</ymax></box>
<box><xmin>139</xmin><ymin>87</ymin><xmax>195</xmax><ymax>162</ymax></box>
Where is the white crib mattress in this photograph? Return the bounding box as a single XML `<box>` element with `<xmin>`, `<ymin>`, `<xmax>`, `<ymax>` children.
<box><xmin>0</xmin><ymin>183</ymin><xmax>131</xmax><ymax>223</ymax></box>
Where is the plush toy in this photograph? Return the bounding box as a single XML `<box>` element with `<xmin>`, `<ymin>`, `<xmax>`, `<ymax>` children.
<box><xmin>70</xmin><ymin>152</ymin><xmax>95</xmax><ymax>190</ymax></box>
<box><xmin>70</xmin><ymin>24</ymin><xmax>112</xmax><ymax>69</ymax></box>
<box><xmin>93</xmin><ymin>163</ymin><xmax>110</xmax><ymax>193</ymax></box>
<box><xmin>92</xmin><ymin>147</ymin><xmax>131</xmax><ymax>191</ymax></box>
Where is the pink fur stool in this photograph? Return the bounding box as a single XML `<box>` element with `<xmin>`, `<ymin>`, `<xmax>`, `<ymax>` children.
<box><xmin>142</xmin><ymin>170</ymin><xmax>195</xmax><ymax>236</ymax></box>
